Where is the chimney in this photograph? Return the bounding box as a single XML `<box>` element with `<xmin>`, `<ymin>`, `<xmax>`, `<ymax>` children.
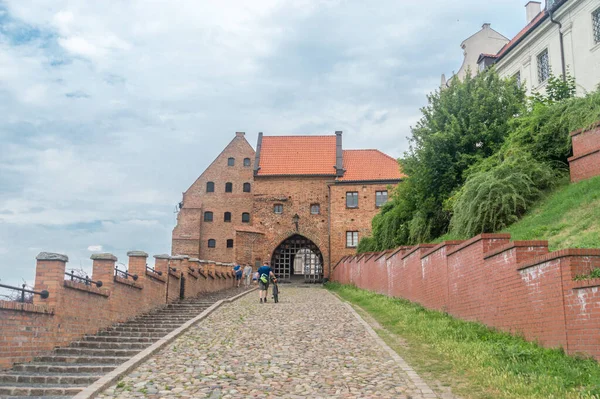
<box><xmin>335</xmin><ymin>131</ymin><xmax>344</xmax><ymax>177</ymax></box>
<box><xmin>254</xmin><ymin>132</ymin><xmax>263</xmax><ymax>176</ymax></box>
<box><xmin>235</xmin><ymin>132</ymin><xmax>245</xmax><ymax>137</ymax></box>
<box><xmin>525</xmin><ymin>1</ymin><xmax>541</xmax><ymax>23</ymax></box>
<box><xmin>482</xmin><ymin>23</ymin><xmax>491</xmax><ymax>30</ymax></box>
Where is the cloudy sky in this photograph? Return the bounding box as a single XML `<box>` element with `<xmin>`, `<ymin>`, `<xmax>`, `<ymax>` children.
<box><xmin>0</xmin><ymin>0</ymin><xmax>533</xmax><ymax>288</ymax></box>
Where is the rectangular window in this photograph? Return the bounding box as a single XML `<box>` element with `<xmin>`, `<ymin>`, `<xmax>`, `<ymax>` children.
<box><xmin>513</xmin><ymin>71</ymin><xmax>521</xmax><ymax>89</ymax></box>
<box><xmin>375</xmin><ymin>191</ymin><xmax>388</xmax><ymax>207</ymax></box>
<box><xmin>226</xmin><ymin>239</ymin><xmax>234</xmax><ymax>248</ymax></box>
<box><xmin>346</xmin><ymin>231</ymin><xmax>359</xmax><ymax>248</ymax></box>
<box><xmin>594</xmin><ymin>8</ymin><xmax>600</xmax><ymax>44</ymax></box>
<box><xmin>310</xmin><ymin>204</ymin><xmax>320</xmax><ymax>215</ymax></box>
<box><xmin>274</xmin><ymin>204</ymin><xmax>283</xmax><ymax>214</ymax></box>
<box><xmin>537</xmin><ymin>49</ymin><xmax>549</xmax><ymax>84</ymax></box>
<box><xmin>346</xmin><ymin>192</ymin><xmax>358</xmax><ymax>208</ymax></box>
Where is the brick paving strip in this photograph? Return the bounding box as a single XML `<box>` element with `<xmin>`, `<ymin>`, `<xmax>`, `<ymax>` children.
<box><xmin>95</xmin><ymin>287</ymin><xmax>441</xmax><ymax>399</ymax></box>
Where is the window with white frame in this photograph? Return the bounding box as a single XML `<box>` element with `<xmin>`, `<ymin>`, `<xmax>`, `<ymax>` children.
<box><xmin>513</xmin><ymin>71</ymin><xmax>521</xmax><ymax>89</ymax></box>
<box><xmin>346</xmin><ymin>192</ymin><xmax>358</xmax><ymax>208</ymax></box>
<box><xmin>310</xmin><ymin>204</ymin><xmax>320</xmax><ymax>215</ymax></box>
<box><xmin>346</xmin><ymin>231</ymin><xmax>359</xmax><ymax>248</ymax></box>
<box><xmin>375</xmin><ymin>191</ymin><xmax>388</xmax><ymax>207</ymax></box>
<box><xmin>274</xmin><ymin>204</ymin><xmax>283</xmax><ymax>214</ymax></box>
<box><xmin>594</xmin><ymin>7</ymin><xmax>600</xmax><ymax>44</ymax></box>
<box><xmin>537</xmin><ymin>49</ymin><xmax>549</xmax><ymax>84</ymax></box>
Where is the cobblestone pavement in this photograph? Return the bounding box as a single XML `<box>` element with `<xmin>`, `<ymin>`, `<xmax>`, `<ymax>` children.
<box><xmin>98</xmin><ymin>287</ymin><xmax>439</xmax><ymax>398</ymax></box>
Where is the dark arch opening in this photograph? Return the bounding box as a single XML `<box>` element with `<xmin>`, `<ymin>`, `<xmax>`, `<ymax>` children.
<box><xmin>270</xmin><ymin>234</ymin><xmax>323</xmax><ymax>283</ymax></box>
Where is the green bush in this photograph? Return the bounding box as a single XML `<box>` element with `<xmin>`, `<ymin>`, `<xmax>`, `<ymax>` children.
<box><xmin>450</xmin><ymin>151</ymin><xmax>560</xmax><ymax>237</ymax></box>
<box><xmin>357</xmin><ymin>236</ymin><xmax>377</xmax><ymax>253</ymax></box>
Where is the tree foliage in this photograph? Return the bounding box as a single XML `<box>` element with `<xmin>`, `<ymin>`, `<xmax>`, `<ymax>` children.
<box><xmin>367</xmin><ymin>68</ymin><xmax>525</xmax><ymax>249</ymax></box>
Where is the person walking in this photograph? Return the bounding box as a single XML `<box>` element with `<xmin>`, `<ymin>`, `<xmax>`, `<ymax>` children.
<box><xmin>243</xmin><ymin>263</ymin><xmax>253</xmax><ymax>288</ymax></box>
<box><xmin>257</xmin><ymin>261</ymin><xmax>275</xmax><ymax>303</ymax></box>
<box><xmin>232</xmin><ymin>263</ymin><xmax>243</xmax><ymax>288</ymax></box>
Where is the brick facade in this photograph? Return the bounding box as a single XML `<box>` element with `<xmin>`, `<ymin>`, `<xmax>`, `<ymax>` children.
<box><xmin>171</xmin><ymin>132</ymin><xmax>403</xmax><ymax>278</ymax></box>
<box><xmin>172</xmin><ymin>132</ymin><xmax>255</xmax><ymax>261</ymax></box>
<box><xmin>332</xmin><ymin>235</ymin><xmax>600</xmax><ymax>361</ymax></box>
<box><xmin>569</xmin><ymin>123</ymin><xmax>600</xmax><ymax>183</ymax></box>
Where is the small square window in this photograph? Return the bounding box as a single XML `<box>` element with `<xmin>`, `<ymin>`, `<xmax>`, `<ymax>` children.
<box><xmin>226</xmin><ymin>239</ymin><xmax>234</xmax><ymax>248</ymax></box>
<box><xmin>208</xmin><ymin>239</ymin><xmax>216</xmax><ymax>248</ymax></box>
<box><xmin>244</xmin><ymin>158</ymin><xmax>251</xmax><ymax>167</ymax></box>
<box><xmin>310</xmin><ymin>204</ymin><xmax>320</xmax><ymax>215</ymax></box>
<box><xmin>346</xmin><ymin>192</ymin><xmax>358</xmax><ymax>208</ymax></box>
<box><xmin>204</xmin><ymin>211</ymin><xmax>213</xmax><ymax>222</ymax></box>
<box><xmin>346</xmin><ymin>231</ymin><xmax>358</xmax><ymax>248</ymax></box>
<box><xmin>227</xmin><ymin>157</ymin><xmax>235</xmax><ymax>166</ymax></box>
<box><xmin>376</xmin><ymin>191</ymin><xmax>388</xmax><ymax>207</ymax></box>
<box><xmin>242</xmin><ymin>212</ymin><xmax>250</xmax><ymax>223</ymax></box>
<box><xmin>243</xmin><ymin>182</ymin><xmax>251</xmax><ymax>193</ymax></box>
<box><xmin>594</xmin><ymin>8</ymin><xmax>600</xmax><ymax>44</ymax></box>
<box><xmin>224</xmin><ymin>212</ymin><xmax>231</xmax><ymax>222</ymax></box>
<box><xmin>274</xmin><ymin>204</ymin><xmax>283</xmax><ymax>214</ymax></box>
<box><xmin>537</xmin><ymin>49</ymin><xmax>549</xmax><ymax>84</ymax></box>
<box><xmin>206</xmin><ymin>182</ymin><xmax>214</xmax><ymax>193</ymax></box>
<box><xmin>225</xmin><ymin>182</ymin><xmax>233</xmax><ymax>193</ymax></box>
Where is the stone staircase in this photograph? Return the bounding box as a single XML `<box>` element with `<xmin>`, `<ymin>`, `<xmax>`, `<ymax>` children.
<box><xmin>0</xmin><ymin>289</ymin><xmax>243</xmax><ymax>399</ymax></box>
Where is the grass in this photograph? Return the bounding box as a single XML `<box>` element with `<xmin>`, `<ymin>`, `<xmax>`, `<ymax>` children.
<box><xmin>326</xmin><ymin>282</ymin><xmax>600</xmax><ymax>399</ymax></box>
<box><xmin>435</xmin><ymin>175</ymin><xmax>600</xmax><ymax>251</ymax></box>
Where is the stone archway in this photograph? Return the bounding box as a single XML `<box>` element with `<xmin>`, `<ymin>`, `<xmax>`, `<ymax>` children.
<box><xmin>270</xmin><ymin>234</ymin><xmax>323</xmax><ymax>283</ymax></box>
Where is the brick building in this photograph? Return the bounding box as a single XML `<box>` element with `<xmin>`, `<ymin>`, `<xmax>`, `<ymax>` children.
<box><xmin>172</xmin><ymin>131</ymin><xmax>404</xmax><ymax>281</ymax></box>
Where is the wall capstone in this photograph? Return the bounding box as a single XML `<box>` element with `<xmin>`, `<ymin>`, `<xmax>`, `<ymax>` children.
<box><xmin>36</xmin><ymin>252</ymin><xmax>68</xmax><ymax>262</ymax></box>
<box><xmin>90</xmin><ymin>253</ymin><xmax>117</xmax><ymax>261</ymax></box>
<box><xmin>127</xmin><ymin>250</ymin><xmax>148</xmax><ymax>257</ymax></box>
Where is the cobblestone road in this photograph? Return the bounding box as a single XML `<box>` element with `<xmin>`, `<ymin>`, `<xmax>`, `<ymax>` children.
<box><xmin>98</xmin><ymin>287</ymin><xmax>438</xmax><ymax>398</ymax></box>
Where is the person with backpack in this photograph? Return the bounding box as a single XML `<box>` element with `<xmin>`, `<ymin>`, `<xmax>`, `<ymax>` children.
<box><xmin>257</xmin><ymin>261</ymin><xmax>275</xmax><ymax>303</ymax></box>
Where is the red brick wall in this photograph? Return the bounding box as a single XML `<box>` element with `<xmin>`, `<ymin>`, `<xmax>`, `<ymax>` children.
<box><xmin>172</xmin><ymin>132</ymin><xmax>255</xmax><ymax>261</ymax></box>
<box><xmin>0</xmin><ymin>252</ymin><xmax>234</xmax><ymax>370</ymax></box>
<box><xmin>569</xmin><ymin>125</ymin><xmax>600</xmax><ymax>183</ymax></box>
<box><xmin>332</xmin><ymin>235</ymin><xmax>600</xmax><ymax>360</ymax></box>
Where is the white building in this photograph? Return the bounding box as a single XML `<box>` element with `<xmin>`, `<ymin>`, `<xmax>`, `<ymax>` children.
<box><xmin>446</xmin><ymin>0</ymin><xmax>600</xmax><ymax>96</ymax></box>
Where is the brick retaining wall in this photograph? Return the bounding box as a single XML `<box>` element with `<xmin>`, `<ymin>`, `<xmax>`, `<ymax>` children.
<box><xmin>569</xmin><ymin>123</ymin><xmax>600</xmax><ymax>183</ymax></box>
<box><xmin>332</xmin><ymin>234</ymin><xmax>600</xmax><ymax>360</ymax></box>
<box><xmin>0</xmin><ymin>251</ymin><xmax>235</xmax><ymax>370</ymax></box>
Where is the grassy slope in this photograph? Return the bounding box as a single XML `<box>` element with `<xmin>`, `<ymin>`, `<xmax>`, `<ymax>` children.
<box><xmin>327</xmin><ymin>283</ymin><xmax>600</xmax><ymax>399</ymax></box>
<box><xmin>436</xmin><ymin>175</ymin><xmax>600</xmax><ymax>250</ymax></box>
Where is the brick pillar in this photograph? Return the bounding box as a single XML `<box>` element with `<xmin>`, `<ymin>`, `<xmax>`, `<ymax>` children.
<box><xmin>91</xmin><ymin>253</ymin><xmax>117</xmax><ymax>290</ymax></box>
<box><xmin>127</xmin><ymin>251</ymin><xmax>148</xmax><ymax>280</ymax></box>
<box><xmin>34</xmin><ymin>252</ymin><xmax>68</xmax><ymax>308</ymax></box>
<box><xmin>153</xmin><ymin>254</ymin><xmax>170</xmax><ymax>275</ymax></box>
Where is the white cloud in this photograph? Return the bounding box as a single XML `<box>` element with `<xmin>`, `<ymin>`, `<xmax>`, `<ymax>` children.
<box><xmin>0</xmin><ymin>0</ymin><xmax>530</xmax><ymax>285</ymax></box>
<box><xmin>87</xmin><ymin>245</ymin><xmax>102</xmax><ymax>251</ymax></box>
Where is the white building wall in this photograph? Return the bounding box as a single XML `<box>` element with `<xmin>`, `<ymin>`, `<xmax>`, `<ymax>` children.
<box><xmin>495</xmin><ymin>0</ymin><xmax>600</xmax><ymax>96</ymax></box>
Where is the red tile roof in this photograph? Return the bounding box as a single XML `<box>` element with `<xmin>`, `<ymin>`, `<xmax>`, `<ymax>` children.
<box><xmin>257</xmin><ymin>135</ymin><xmax>337</xmax><ymax>176</ymax></box>
<box><xmin>337</xmin><ymin>150</ymin><xmax>405</xmax><ymax>182</ymax></box>
<box><xmin>495</xmin><ymin>11</ymin><xmax>546</xmax><ymax>59</ymax></box>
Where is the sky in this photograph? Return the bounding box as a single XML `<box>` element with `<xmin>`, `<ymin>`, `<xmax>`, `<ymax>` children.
<box><xmin>0</xmin><ymin>0</ymin><xmax>535</xmax><ymax>289</ymax></box>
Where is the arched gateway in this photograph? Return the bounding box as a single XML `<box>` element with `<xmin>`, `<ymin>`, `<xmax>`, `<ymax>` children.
<box><xmin>270</xmin><ymin>234</ymin><xmax>323</xmax><ymax>283</ymax></box>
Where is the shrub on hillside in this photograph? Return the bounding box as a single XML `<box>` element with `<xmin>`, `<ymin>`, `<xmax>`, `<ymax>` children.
<box><xmin>450</xmin><ymin>151</ymin><xmax>560</xmax><ymax>238</ymax></box>
<box><xmin>357</xmin><ymin>237</ymin><xmax>377</xmax><ymax>254</ymax></box>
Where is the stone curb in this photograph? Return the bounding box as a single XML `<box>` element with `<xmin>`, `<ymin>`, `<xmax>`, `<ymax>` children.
<box><xmin>73</xmin><ymin>288</ymin><xmax>257</xmax><ymax>399</ymax></box>
<box><xmin>330</xmin><ymin>292</ymin><xmax>438</xmax><ymax>398</ymax></box>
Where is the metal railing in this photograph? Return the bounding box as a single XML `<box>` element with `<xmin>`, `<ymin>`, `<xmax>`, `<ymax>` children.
<box><xmin>0</xmin><ymin>283</ymin><xmax>49</xmax><ymax>302</ymax></box>
<box><xmin>114</xmin><ymin>268</ymin><xmax>138</xmax><ymax>281</ymax></box>
<box><xmin>65</xmin><ymin>271</ymin><xmax>103</xmax><ymax>287</ymax></box>
<box><xmin>146</xmin><ymin>265</ymin><xmax>163</xmax><ymax>276</ymax></box>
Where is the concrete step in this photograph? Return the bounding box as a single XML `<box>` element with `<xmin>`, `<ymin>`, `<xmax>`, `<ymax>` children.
<box><xmin>0</xmin><ymin>373</ymin><xmax>100</xmax><ymax>385</ymax></box>
<box><xmin>0</xmin><ymin>385</ymin><xmax>83</xmax><ymax>397</ymax></box>
<box><xmin>81</xmin><ymin>335</ymin><xmax>158</xmax><ymax>343</ymax></box>
<box><xmin>34</xmin><ymin>355</ymin><xmax>128</xmax><ymax>365</ymax></box>
<box><xmin>123</xmin><ymin>321</ymin><xmax>183</xmax><ymax>327</ymax></box>
<box><xmin>97</xmin><ymin>330</ymin><xmax>166</xmax><ymax>338</ymax></box>
<box><xmin>108</xmin><ymin>326</ymin><xmax>172</xmax><ymax>333</ymax></box>
<box><xmin>54</xmin><ymin>348</ymin><xmax>141</xmax><ymax>357</ymax></box>
<box><xmin>70</xmin><ymin>341</ymin><xmax>149</xmax><ymax>350</ymax></box>
<box><xmin>11</xmin><ymin>364</ymin><xmax>117</xmax><ymax>374</ymax></box>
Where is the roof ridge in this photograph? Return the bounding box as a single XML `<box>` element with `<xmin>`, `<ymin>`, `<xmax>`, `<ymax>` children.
<box><xmin>344</xmin><ymin>148</ymin><xmax>398</xmax><ymax>162</ymax></box>
<box><xmin>262</xmin><ymin>135</ymin><xmax>336</xmax><ymax>138</ymax></box>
